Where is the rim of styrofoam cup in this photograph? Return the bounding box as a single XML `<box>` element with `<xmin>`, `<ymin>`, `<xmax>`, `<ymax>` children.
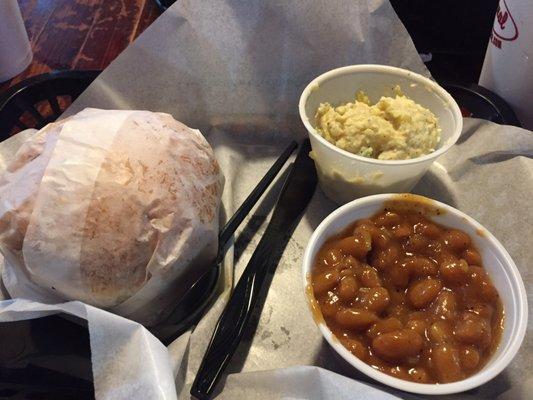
<box><xmin>298</xmin><ymin>64</ymin><xmax>463</xmax><ymax>165</ymax></box>
<box><xmin>302</xmin><ymin>193</ymin><xmax>528</xmax><ymax>395</ymax></box>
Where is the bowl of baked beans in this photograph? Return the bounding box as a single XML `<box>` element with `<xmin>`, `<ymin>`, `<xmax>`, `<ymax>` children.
<box><xmin>303</xmin><ymin>193</ymin><xmax>527</xmax><ymax>394</ymax></box>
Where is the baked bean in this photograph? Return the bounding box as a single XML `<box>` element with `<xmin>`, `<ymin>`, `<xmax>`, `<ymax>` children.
<box><xmin>387</xmin><ymin>289</ymin><xmax>404</xmax><ymax>306</ymax></box>
<box><xmin>313</xmin><ymin>270</ymin><xmax>340</xmax><ymax>295</ymax></box>
<box><xmin>432</xmin><ymin>290</ymin><xmax>457</xmax><ymax>320</ymax></box>
<box><xmin>319</xmin><ymin>292</ymin><xmax>341</xmax><ymax>318</ymax></box>
<box><xmin>405</xmin><ymin>318</ymin><xmax>428</xmax><ymax>336</ymax></box>
<box><xmin>356</xmin><ymin>229</ymin><xmax>373</xmax><ymax>251</ymax></box>
<box><xmin>426</xmin><ymin>239</ymin><xmax>443</xmax><ymax>256</ymax></box>
<box><xmin>421</xmin><ymin>346</ymin><xmax>433</xmax><ymax>364</ymax></box>
<box><xmin>405</xmin><ymin>355</ymin><xmax>421</xmax><ymax>367</ymax></box>
<box><xmin>388</xmin><ymin>366</ymin><xmax>411</xmax><ymax>381</ymax></box>
<box><xmin>375</xmin><ymin>211</ymin><xmax>401</xmax><ymax>227</ymax></box>
<box><xmin>384</xmin><ymin>290</ymin><xmax>412</xmax><ymax>323</ymax></box>
<box><xmin>358</xmin><ymin>265</ymin><xmax>382</xmax><ymax>288</ymax></box>
<box><xmin>470</xmin><ymin>266</ymin><xmax>499</xmax><ymax>301</ymax></box>
<box><xmin>436</xmin><ymin>251</ymin><xmax>456</xmax><ymax>266</ymax></box>
<box><xmin>407</xmin><ymin>278</ymin><xmax>442</xmax><ymax>309</ymax></box>
<box><xmin>428</xmin><ymin>320</ymin><xmax>453</xmax><ymax>343</ymax></box>
<box><xmin>388</xmin><ymin>263</ymin><xmax>410</xmax><ymax>288</ymax></box>
<box><xmin>311</xmin><ymin>208</ymin><xmax>503</xmax><ymax>384</ymax></box>
<box><xmin>463</xmin><ymin>248</ymin><xmax>482</xmax><ymax>265</ymax></box>
<box><xmin>404</xmin><ymin>233</ymin><xmax>430</xmax><ymax>253</ymax></box>
<box><xmin>338</xmin><ymin>235</ymin><xmax>370</xmax><ymax>259</ymax></box>
<box><xmin>371</xmin><ymin>245</ymin><xmax>400</xmax><ymax>270</ymax></box>
<box><xmin>340</xmin><ymin>337</ymin><xmax>368</xmax><ymax>360</ymax></box>
<box><xmin>392</xmin><ymin>223</ymin><xmax>412</xmax><ymax>239</ymax></box>
<box><xmin>322</xmin><ymin>248</ymin><xmax>343</xmax><ymax>267</ymax></box>
<box><xmin>472</xmin><ymin>303</ymin><xmax>494</xmax><ymax>319</ymax></box>
<box><xmin>338</xmin><ymin>275</ymin><xmax>359</xmax><ymax>302</ymax></box>
<box><xmin>356</xmin><ymin>287</ymin><xmax>391</xmax><ymax>313</ymax></box>
<box><xmin>387</xmin><ymin>304</ymin><xmax>410</xmax><ymax>321</ymax></box>
<box><xmin>454</xmin><ymin>312</ymin><xmax>491</xmax><ymax>346</ymax></box>
<box><xmin>336</xmin><ymin>308</ymin><xmax>378</xmax><ymax>331</ymax></box>
<box><xmin>432</xmin><ymin>344</ymin><xmax>462</xmax><ymax>383</ymax></box>
<box><xmin>354</xmin><ymin>218</ymin><xmax>375</xmax><ymax>230</ymax></box>
<box><xmin>343</xmin><ymin>255</ymin><xmax>360</xmax><ymax>269</ymax></box>
<box><xmin>413</xmin><ymin>221</ymin><xmax>442</xmax><ymax>238</ymax></box>
<box><xmin>459</xmin><ymin>346</ymin><xmax>480</xmax><ymax>371</ymax></box>
<box><xmin>372</xmin><ymin>329</ymin><xmax>423</xmax><ymax>360</ymax></box>
<box><xmin>408</xmin><ymin>367</ymin><xmax>430</xmax><ymax>383</ymax></box>
<box><xmin>339</xmin><ymin>268</ymin><xmax>355</xmax><ymax>277</ymax></box>
<box><xmin>403</xmin><ymin>256</ymin><xmax>438</xmax><ymax>277</ymax></box>
<box><xmin>353</xmin><ymin>224</ymin><xmax>374</xmax><ymax>249</ymax></box>
<box><xmin>443</xmin><ymin>230</ymin><xmax>471</xmax><ymax>252</ymax></box>
<box><xmin>439</xmin><ymin>258</ymin><xmax>469</xmax><ymax>285</ymax></box>
<box><xmin>367</xmin><ymin>317</ymin><xmax>403</xmax><ymax>339</ymax></box>
<box><xmin>406</xmin><ymin>311</ymin><xmax>427</xmax><ymax>320</ymax></box>
<box><xmin>372</xmin><ymin>228</ymin><xmax>392</xmax><ymax>249</ymax></box>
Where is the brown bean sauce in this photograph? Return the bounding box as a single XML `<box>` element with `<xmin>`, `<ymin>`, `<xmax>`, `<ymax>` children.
<box><xmin>311</xmin><ymin>209</ymin><xmax>504</xmax><ymax>384</ymax></box>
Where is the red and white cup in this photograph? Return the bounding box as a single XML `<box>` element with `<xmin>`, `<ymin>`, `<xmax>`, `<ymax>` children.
<box><xmin>0</xmin><ymin>0</ymin><xmax>32</xmax><ymax>83</ymax></box>
<box><xmin>479</xmin><ymin>0</ymin><xmax>533</xmax><ymax>129</ymax></box>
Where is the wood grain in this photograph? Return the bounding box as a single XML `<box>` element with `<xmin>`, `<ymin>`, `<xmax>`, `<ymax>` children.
<box><xmin>0</xmin><ymin>0</ymin><xmax>160</xmax><ymax>93</ymax></box>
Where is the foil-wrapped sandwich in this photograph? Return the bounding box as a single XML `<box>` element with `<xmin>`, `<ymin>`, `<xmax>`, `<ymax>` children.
<box><xmin>0</xmin><ymin>109</ymin><xmax>224</xmax><ymax>325</ymax></box>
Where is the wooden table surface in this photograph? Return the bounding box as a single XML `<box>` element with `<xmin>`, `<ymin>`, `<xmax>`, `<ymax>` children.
<box><xmin>0</xmin><ymin>0</ymin><xmax>161</xmax><ymax>94</ymax></box>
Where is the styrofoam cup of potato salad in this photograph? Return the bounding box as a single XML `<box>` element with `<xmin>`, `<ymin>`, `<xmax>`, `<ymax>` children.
<box><xmin>299</xmin><ymin>65</ymin><xmax>463</xmax><ymax>204</ymax></box>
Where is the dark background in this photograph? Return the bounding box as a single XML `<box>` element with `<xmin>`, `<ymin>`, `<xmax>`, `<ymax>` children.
<box><xmin>390</xmin><ymin>0</ymin><xmax>500</xmax><ymax>83</ymax></box>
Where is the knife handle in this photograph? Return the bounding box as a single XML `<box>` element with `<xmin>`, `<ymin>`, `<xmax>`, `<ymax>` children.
<box><xmin>190</xmin><ymin>227</ymin><xmax>279</xmax><ymax>400</ymax></box>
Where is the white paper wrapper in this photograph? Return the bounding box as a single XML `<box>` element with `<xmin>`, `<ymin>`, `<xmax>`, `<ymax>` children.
<box><xmin>0</xmin><ymin>109</ymin><xmax>223</xmax><ymax>326</ymax></box>
<box><xmin>1</xmin><ymin>0</ymin><xmax>532</xmax><ymax>399</ymax></box>
<box><xmin>0</xmin><ymin>298</ymin><xmax>178</xmax><ymax>399</ymax></box>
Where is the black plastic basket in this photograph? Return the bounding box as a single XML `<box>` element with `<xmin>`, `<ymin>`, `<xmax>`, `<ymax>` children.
<box><xmin>441</xmin><ymin>82</ymin><xmax>521</xmax><ymax>127</ymax></box>
<box><xmin>0</xmin><ymin>70</ymin><xmax>101</xmax><ymax>141</ymax></box>
<box><xmin>154</xmin><ymin>0</ymin><xmax>176</xmax><ymax>12</ymax></box>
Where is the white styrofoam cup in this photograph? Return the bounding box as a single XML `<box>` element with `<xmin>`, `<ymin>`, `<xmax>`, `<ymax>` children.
<box><xmin>302</xmin><ymin>193</ymin><xmax>528</xmax><ymax>395</ymax></box>
<box><xmin>299</xmin><ymin>65</ymin><xmax>463</xmax><ymax>204</ymax></box>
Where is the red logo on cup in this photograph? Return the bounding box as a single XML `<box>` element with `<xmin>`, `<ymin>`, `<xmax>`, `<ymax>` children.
<box><xmin>493</xmin><ymin>0</ymin><xmax>519</xmax><ymax>41</ymax></box>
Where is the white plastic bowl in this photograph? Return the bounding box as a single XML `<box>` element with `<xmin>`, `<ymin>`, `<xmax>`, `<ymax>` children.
<box><xmin>302</xmin><ymin>193</ymin><xmax>528</xmax><ymax>395</ymax></box>
<box><xmin>298</xmin><ymin>65</ymin><xmax>463</xmax><ymax>204</ymax></box>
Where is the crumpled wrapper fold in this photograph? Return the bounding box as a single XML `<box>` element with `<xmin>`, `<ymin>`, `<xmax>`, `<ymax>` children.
<box><xmin>0</xmin><ymin>108</ymin><xmax>224</xmax><ymax>326</ymax></box>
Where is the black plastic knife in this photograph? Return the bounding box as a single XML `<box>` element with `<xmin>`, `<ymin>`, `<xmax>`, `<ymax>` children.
<box><xmin>191</xmin><ymin>139</ymin><xmax>317</xmax><ymax>400</ymax></box>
